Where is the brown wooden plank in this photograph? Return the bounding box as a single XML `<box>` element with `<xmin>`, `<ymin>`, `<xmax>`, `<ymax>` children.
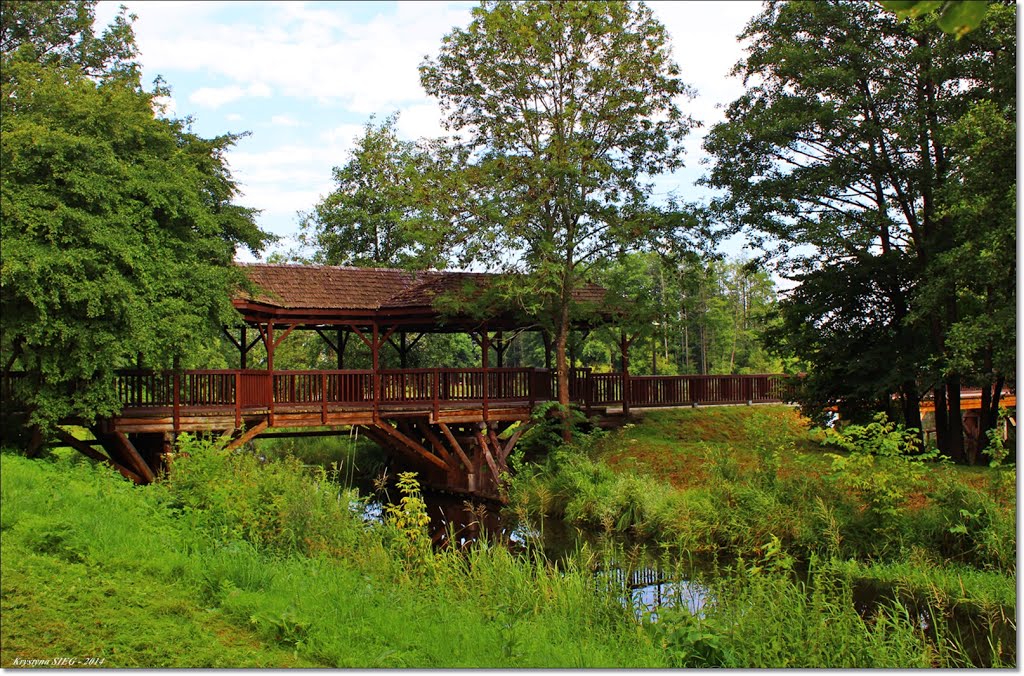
<box><xmin>53</xmin><ymin>428</ymin><xmax>142</xmax><ymax>483</ymax></box>
<box><xmin>500</xmin><ymin>423</ymin><xmax>528</xmax><ymax>461</ymax></box>
<box><xmin>112</xmin><ymin>432</ymin><xmax>156</xmax><ymax>483</ymax></box>
<box><xmin>418</xmin><ymin>423</ymin><xmax>453</xmax><ymax>464</ymax></box>
<box><xmin>373</xmin><ymin>422</ymin><xmax>449</xmax><ymax>471</ymax></box>
<box><xmin>474</xmin><ymin>428</ymin><xmax>501</xmax><ymax>480</ymax></box>
<box><xmin>487</xmin><ymin>426</ymin><xmax>503</xmax><ymax>463</ymax></box>
<box><xmin>224</xmin><ymin>419</ymin><xmax>269</xmax><ymax>451</ymax></box>
<box><xmin>438</xmin><ymin>422</ymin><xmax>473</xmax><ymax>471</ymax></box>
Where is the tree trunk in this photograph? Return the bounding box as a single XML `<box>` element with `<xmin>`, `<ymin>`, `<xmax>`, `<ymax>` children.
<box><xmin>899</xmin><ymin>380</ymin><xmax>922</xmax><ymax>442</ymax></box>
<box><xmin>978</xmin><ymin>373</ymin><xmax>1004</xmax><ymax>452</ymax></box>
<box><xmin>556</xmin><ymin>303</ymin><xmax>572</xmax><ymax>443</ymax></box>
<box><xmin>946</xmin><ymin>373</ymin><xmax>965</xmax><ymax>462</ymax></box>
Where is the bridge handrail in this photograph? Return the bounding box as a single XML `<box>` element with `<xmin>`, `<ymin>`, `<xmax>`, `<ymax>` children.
<box><xmin>104</xmin><ymin>368</ymin><xmax>791</xmax><ymax>411</ymax></box>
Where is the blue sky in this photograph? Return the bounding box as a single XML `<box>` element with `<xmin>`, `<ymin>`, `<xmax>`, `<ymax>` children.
<box><xmin>94</xmin><ymin>1</ymin><xmax>764</xmax><ymax>263</ymax></box>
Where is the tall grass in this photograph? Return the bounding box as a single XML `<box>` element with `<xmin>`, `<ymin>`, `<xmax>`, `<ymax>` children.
<box><xmin>2</xmin><ymin>410</ymin><xmax>1014</xmax><ymax>668</ymax></box>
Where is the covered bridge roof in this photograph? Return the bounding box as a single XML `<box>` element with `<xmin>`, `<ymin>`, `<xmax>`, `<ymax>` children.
<box><xmin>234</xmin><ymin>263</ymin><xmax>605</xmax><ymax>329</ymax></box>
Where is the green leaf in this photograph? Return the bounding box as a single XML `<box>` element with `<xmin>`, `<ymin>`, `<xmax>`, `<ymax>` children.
<box><xmin>936</xmin><ymin>1</ymin><xmax>990</xmax><ymax>37</ymax></box>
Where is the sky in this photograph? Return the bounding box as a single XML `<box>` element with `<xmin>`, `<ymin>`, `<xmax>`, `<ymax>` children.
<box><xmin>93</xmin><ymin>0</ymin><xmax>764</xmax><ymax>263</ymax></box>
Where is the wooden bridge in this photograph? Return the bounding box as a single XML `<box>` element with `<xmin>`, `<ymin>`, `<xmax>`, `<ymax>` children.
<box><xmin>103</xmin><ymin>368</ymin><xmax>785</xmax><ymax>497</ymax></box>
<box><xmin>3</xmin><ymin>264</ymin><xmax>789</xmax><ymax>500</ymax></box>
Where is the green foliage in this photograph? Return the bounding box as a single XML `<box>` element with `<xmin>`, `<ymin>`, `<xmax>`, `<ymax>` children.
<box><xmin>0</xmin><ymin>0</ymin><xmax>137</xmax><ymax>79</ymax></box>
<box><xmin>880</xmin><ymin>0</ymin><xmax>990</xmax><ymax>37</ymax></box>
<box><xmin>420</xmin><ymin>0</ymin><xmax>696</xmax><ymax>409</ymax></box>
<box><xmin>704</xmin><ymin>0</ymin><xmax>1016</xmax><ymax>457</ymax></box>
<box><xmin>593</xmin><ymin>253</ymin><xmax>785</xmax><ymax>376</ymax></box>
<box><xmin>3</xmin><ymin>408</ymin><xmax>1015</xmax><ymax>668</ymax></box>
<box><xmin>822</xmin><ymin>413</ymin><xmax>926</xmax><ymax>457</ymax></box>
<box><xmin>1</xmin><ymin>1</ymin><xmax>270</xmax><ymax>430</ymax></box>
<box><xmin>298</xmin><ymin>113</ymin><xmax>448</xmax><ymax>269</ymax></box>
<box><xmin>1</xmin><ymin>448</ymin><xmax>670</xmax><ymax>668</ymax></box>
<box><xmin>823</xmin><ymin>415</ymin><xmax>939</xmax><ymax>546</ymax></box>
<box><xmin>644</xmin><ymin>606</ymin><xmax>732</xmax><ymax>668</ymax></box>
<box><xmin>382</xmin><ymin>472</ymin><xmax>432</xmax><ymax>567</ymax></box>
<box><xmin>166</xmin><ymin>434</ymin><xmax>364</xmax><ymax>558</ymax></box>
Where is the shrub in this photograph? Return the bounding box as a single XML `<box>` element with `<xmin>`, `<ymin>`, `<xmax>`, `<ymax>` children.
<box><xmin>166</xmin><ymin>434</ymin><xmax>366</xmax><ymax>558</ymax></box>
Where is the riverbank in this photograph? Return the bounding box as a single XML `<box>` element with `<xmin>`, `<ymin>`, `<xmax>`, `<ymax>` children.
<box><xmin>1</xmin><ymin>405</ymin><xmax>1015</xmax><ymax>667</ymax></box>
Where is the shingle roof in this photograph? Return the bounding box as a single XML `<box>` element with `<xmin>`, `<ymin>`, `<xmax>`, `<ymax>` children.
<box><xmin>239</xmin><ymin>263</ymin><xmax>426</xmax><ymax>310</ymax></box>
<box><xmin>236</xmin><ymin>263</ymin><xmax>605</xmax><ymax>313</ymax></box>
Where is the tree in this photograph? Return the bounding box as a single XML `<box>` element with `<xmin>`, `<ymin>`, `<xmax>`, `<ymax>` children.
<box><xmin>879</xmin><ymin>1</ymin><xmax>991</xmax><ymax>37</ymax></box>
<box><xmin>420</xmin><ymin>0</ymin><xmax>695</xmax><ymax>438</ymax></box>
<box><xmin>1</xmin><ymin>0</ymin><xmax>136</xmax><ymax>80</ymax></box>
<box><xmin>299</xmin><ymin>114</ymin><xmax>448</xmax><ymax>269</ymax></box>
<box><xmin>1</xmin><ymin>0</ymin><xmax>271</xmax><ymax>434</ymax></box>
<box><xmin>703</xmin><ymin>0</ymin><xmax>1015</xmax><ymax>459</ymax></box>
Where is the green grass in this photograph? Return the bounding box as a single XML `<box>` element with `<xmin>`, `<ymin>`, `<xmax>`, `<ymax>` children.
<box><xmin>3</xmin><ymin>405</ymin><xmax>1015</xmax><ymax>668</ymax></box>
<box><xmin>510</xmin><ymin>404</ymin><xmax>1016</xmax><ymax>605</ymax></box>
<box><xmin>0</xmin><ymin>453</ymin><xmax>318</xmax><ymax>667</ymax></box>
<box><xmin>0</xmin><ymin>450</ymin><xmax>665</xmax><ymax>668</ymax></box>
<box><xmin>597</xmin><ymin>405</ymin><xmax>828</xmax><ymax>478</ymax></box>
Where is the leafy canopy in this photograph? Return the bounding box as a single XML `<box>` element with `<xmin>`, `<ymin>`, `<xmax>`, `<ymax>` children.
<box><xmin>419</xmin><ymin>0</ymin><xmax>696</xmax><ymax>420</ymax></box>
<box><xmin>298</xmin><ymin>114</ymin><xmax>448</xmax><ymax>269</ymax></box>
<box><xmin>1</xmin><ymin>0</ymin><xmax>271</xmax><ymax>429</ymax></box>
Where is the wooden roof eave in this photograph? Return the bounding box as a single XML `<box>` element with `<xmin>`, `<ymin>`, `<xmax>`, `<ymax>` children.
<box><xmin>232</xmin><ymin>299</ymin><xmax>614</xmax><ymax>333</ymax></box>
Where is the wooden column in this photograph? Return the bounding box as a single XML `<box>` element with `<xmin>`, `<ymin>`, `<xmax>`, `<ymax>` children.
<box><xmin>372</xmin><ymin>322</ymin><xmax>380</xmax><ymax>423</ymax></box>
<box><xmin>266</xmin><ymin>321</ymin><xmax>275</xmax><ymax>372</ymax></box>
<box><xmin>494</xmin><ymin>330</ymin><xmax>505</xmax><ymax>368</ymax></box>
<box><xmin>337</xmin><ymin>329</ymin><xmax>346</xmax><ymax>369</ymax></box>
<box><xmin>621</xmin><ymin>331</ymin><xmax>631</xmax><ymax>416</ymax></box>
<box><xmin>481</xmin><ymin>328</ymin><xmax>490</xmax><ymax>419</ymax></box>
<box><xmin>267</xmin><ymin>321</ymin><xmax>275</xmax><ymax>425</ymax></box>
<box><xmin>652</xmin><ymin>331</ymin><xmax>658</xmax><ymax>376</ymax></box>
<box><xmin>240</xmin><ymin>326</ymin><xmax>247</xmax><ymax>369</ymax></box>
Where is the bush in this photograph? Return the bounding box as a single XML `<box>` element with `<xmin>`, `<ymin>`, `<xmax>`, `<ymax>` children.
<box><xmin>166</xmin><ymin>434</ymin><xmax>366</xmax><ymax>558</ymax></box>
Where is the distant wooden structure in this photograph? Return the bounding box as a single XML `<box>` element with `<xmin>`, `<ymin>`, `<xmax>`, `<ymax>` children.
<box><xmin>919</xmin><ymin>388</ymin><xmax>1016</xmax><ymax>457</ymax></box>
<box><xmin>3</xmin><ymin>264</ymin><xmax>788</xmax><ymax>500</ymax></box>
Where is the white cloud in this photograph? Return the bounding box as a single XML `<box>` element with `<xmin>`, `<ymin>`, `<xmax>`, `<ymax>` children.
<box><xmin>319</xmin><ymin>123</ymin><xmax>365</xmax><ymax>147</ymax></box>
<box><xmin>649</xmin><ymin>2</ymin><xmax>760</xmax><ymax>130</ymax></box>
<box><xmin>97</xmin><ymin>0</ymin><xmax>762</xmax><ymax>255</ymax></box>
<box><xmin>151</xmin><ymin>94</ymin><xmax>176</xmax><ymax>118</ymax></box>
<box><xmin>395</xmin><ymin>102</ymin><xmax>446</xmax><ymax>141</ymax></box>
<box><xmin>189</xmin><ymin>82</ymin><xmax>272</xmax><ymax>109</ymax></box>
<box><xmin>105</xmin><ymin>1</ymin><xmax>475</xmax><ymax>113</ymax></box>
<box><xmin>270</xmin><ymin>114</ymin><xmax>304</xmax><ymax>127</ymax></box>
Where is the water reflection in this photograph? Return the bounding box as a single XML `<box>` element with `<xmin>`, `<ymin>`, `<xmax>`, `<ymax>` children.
<box><xmin>362</xmin><ymin>487</ymin><xmax>1013</xmax><ymax>668</ymax></box>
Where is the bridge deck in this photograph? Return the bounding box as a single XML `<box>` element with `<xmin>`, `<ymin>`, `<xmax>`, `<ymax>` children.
<box><xmin>104</xmin><ymin>367</ymin><xmax>788</xmax><ymax>433</ymax></box>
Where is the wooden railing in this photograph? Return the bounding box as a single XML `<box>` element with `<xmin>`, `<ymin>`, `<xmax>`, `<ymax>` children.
<box><xmin>104</xmin><ymin>368</ymin><xmax>789</xmax><ymax>415</ymax></box>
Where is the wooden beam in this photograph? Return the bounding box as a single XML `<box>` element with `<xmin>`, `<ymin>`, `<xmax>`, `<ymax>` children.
<box><xmin>225</xmin><ymin>419</ymin><xmax>269</xmax><ymax>452</ymax></box>
<box><xmin>418</xmin><ymin>422</ymin><xmax>453</xmax><ymax>465</ymax></box>
<box><xmin>500</xmin><ymin>423</ymin><xmax>528</xmax><ymax>461</ymax></box>
<box><xmin>221</xmin><ymin>326</ymin><xmax>242</xmax><ymax>349</ymax></box>
<box><xmin>53</xmin><ymin>428</ymin><xmax>142</xmax><ymax>483</ymax></box>
<box><xmin>254</xmin><ymin>428</ymin><xmax>351</xmax><ymax>439</ymax></box>
<box><xmin>379</xmin><ymin>325</ymin><xmax>398</xmax><ymax>347</ymax></box>
<box><xmin>487</xmin><ymin>425</ymin><xmax>503</xmax><ymax>463</ymax></box>
<box><xmin>314</xmin><ymin>328</ymin><xmax>339</xmax><ymax>353</ymax></box>
<box><xmin>272</xmin><ymin>324</ymin><xmax>298</xmax><ymax>349</ymax></box>
<box><xmin>350</xmin><ymin>324</ymin><xmax>373</xmax><ymax>349</ymax></box>
<box><xmin>438</xmin><ymin>422</ymin><xmax>473</xmax><ymax>470</ymax></box>
<box><xmin>373</xmin><ymin>422</ymin><xmax>449</xmax><ymax>471</ymax></box>
<box><xmin>474</xmin><ymin>427</ymin><xmax>502</xmax><ymax>480</ymax></box>
<box><xmin>112</xmin><ymin>432</ymin><xmax>156</xmax><ymax>483</ymax></box>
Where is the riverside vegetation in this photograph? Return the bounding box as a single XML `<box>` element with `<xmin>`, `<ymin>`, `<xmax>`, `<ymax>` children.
<box><xmin>1</xmin><ymin>406</ymin><xmax>1015</xmax><ymax>667</ymax></box>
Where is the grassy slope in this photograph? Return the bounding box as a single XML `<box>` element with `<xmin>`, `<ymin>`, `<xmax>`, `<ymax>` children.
<box><xmin>596</xmin><ymin>404</ymin><xmax>826</xmax><ymax>488</ymax></box>
<box><xmin>0</xmin><ymin>452</ymin><xmax>666</xmax><ymax>669</ymax></box>
<box><xmin>0</xmin><ymin>454</ymin><xmax>320</xmax><ymax>668</ymax></box>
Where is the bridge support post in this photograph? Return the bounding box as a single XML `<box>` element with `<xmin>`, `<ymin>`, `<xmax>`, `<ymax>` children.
<box><xmin>621</xmin><ymin>331</ymin><xmax>631</xmax><ymax>416</ymax></box>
